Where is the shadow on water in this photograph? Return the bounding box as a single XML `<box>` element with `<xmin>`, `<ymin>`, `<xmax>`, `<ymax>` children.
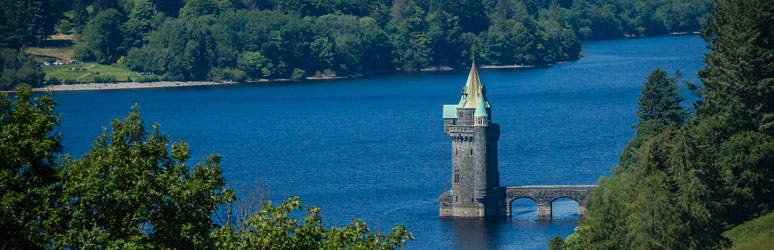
<box><xmin>440</xmin><ymin>216</ymin><xmax>580</xmax><ymax>250</ymax></box>
<box><xmin>441</xmin><ymin>217</ymin><xmax>503</xmax><ymax>250</ymax></box>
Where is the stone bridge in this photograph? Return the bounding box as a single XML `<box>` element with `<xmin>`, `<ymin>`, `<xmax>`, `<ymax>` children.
<box><xmin>504</xmin><ymin>185</ymin><xmax>595</xmax><ymax>220</ymax></box>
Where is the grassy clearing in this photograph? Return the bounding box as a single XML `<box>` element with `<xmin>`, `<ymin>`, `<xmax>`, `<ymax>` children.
<box><xmin>27</xmin><ymin>47</ymin><xmax>74</xmax><ymax>62</ymax></box>
<box><xmin>43</xmin><ymin>63</ymin><xmax>137</xmax><ymax>83</ymax></box>
<box><xmin>26</xmin><ymin>33</ymin><xmax>76</xmax><ymax>62</ymax></box>
<box><xmin>724</xmin><ymin>212</ymin><xmax>774</xmax><ymax>250</ymax></box>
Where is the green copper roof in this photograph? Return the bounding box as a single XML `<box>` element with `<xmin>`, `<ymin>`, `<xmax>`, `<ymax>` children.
<box><xmin>443</xmin><ymin>105</ymin><xmax>458</xmax><ymax>119</ymax></box>
<box><xmin>457</xmin><ymin>90</ymin><xmax>467</xmax><ymax>107</ymax></box>
<box><xmin>474</xmin><ymin>93</ymin><xmax>489</xmax><ymax>117</ymax></box>
<box><xmin>459</xmin><ymin>63</ymin><xmax>491</xmax><ymax>109</ymax></box>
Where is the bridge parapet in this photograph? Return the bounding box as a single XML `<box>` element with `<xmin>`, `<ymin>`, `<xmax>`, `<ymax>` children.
<box><xmin>504</xmin><ymin>185</ymin><xmax>595</xmax><ymax>220</ymax></box>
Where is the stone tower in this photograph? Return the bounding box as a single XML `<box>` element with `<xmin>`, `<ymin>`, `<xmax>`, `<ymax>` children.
<box><xmin>439</xmin><ymin>63</ymin><xmax>505</xmax><ymax>217</ymax></box>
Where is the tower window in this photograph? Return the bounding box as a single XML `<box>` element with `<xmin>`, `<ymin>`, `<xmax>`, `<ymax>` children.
<box><xmin>470</xmin><ymin>149</ymin><xmax>473</xmax><ymax>155</ymax></box>
<box><xmin>454</xmin><ymin>169</ymin><xmax>459</xmax><ymax>183</ymax></box>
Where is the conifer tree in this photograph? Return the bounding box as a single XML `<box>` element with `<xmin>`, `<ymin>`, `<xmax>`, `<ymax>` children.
<box><xmin>636</xmin><ymin>68</ymin><xmax>685</xmax><ymax>126</ymax></box>
<box><xmin>619</xmin><ymin>68</ymin><xmax>685</xmax><ymax>169</ymax></box>
<box><xmin>695</xmin><ymin>0</ymin><xmax>774</xmax><ymax>135</ymax></box>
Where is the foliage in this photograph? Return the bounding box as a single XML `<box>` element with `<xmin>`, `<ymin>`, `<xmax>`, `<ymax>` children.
<box><xmin>209</xmin><ymin>67</ymin><xmax>247</xmax><ymax>82</ymax></box>
<box><xmin>695</xmin><ymin>0</ymin><xmax>774</xmax><ymax>136</ymax></box>
<box><xmin>39</xmin><ymin>0</ymin><xmax>712</xmax><ymax>81</ymax></box>
<box><xmin>723</xmin><ymin>212</ymin><xmax>774</xmax><ymax>250</ymax></box>
<box><xmin>0</xmin><ymin>0</ymin><xmax>58</xmax><ymax>48</ymax></box>
<box><xmin>549</xmin><ymin>234</ymin><xmax>566</xmax><ymax>250</ymax></box>
<box><xmin>0</xmin><ymin>92</ymin><xmax>414</xmax><ymax>248</ymax></box>
<box><xmin>566</xmin><ymin>0</ymin><xmax>774</xmax><ymax>249</ymax></box>
<box><xmin>618</xmin><ymin>68</ymin><xmax>686</xmax><ymax>169</ymax></box>
<box><xmin>74</xmin><ymin>8</ymin><xmax>124</xmax><ymax>63</ymax></box>
<box><xmin>122</xmin><ymin>0</ymin><xmax>158</xmax><ymax>51</ymax></box>
<box><xmin>214</xmin><ymin>196</ymin><xmax>413</xmax><ymax>250</ymax></box>
<box><xmin>50</xmin><ymin>105</ymin><xmax>230</xmax><ymax>249</ymax></box>
<box><xmin>0</xmin><ymin>48</ymin><xmax>46</xmax><ymax>90</ymax></box>
<box><xmin>0</xmin><ymin>87</ymin><xmax>61</xmax><ymax>249</ymax></box>
<box><xmin>92</xmin><ymin>75</ymin><xmax>117</xmax><ymax>83</ymax></box>
<box><xmin>635</xmin><ymin>68</ymin><xmax>685</xmax><ymax>126</ymax></box>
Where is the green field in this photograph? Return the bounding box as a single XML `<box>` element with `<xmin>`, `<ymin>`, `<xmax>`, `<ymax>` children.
<box><xmin>724</xmin><ymin>212</ymin><xmax>774</xmax><ymax>250</ymax></box>
<box><xmin>42</xmin><ymin>63</ymin><xmax>138</xmax><ymax>83</ymax></box>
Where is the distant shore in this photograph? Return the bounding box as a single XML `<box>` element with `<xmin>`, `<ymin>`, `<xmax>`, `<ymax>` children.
<box><xmin>16</xmin><ymin>81</ymin><xmax>239</xmax><ymax>92</ymax></box>
<box><xmin>7</xmin><ymin>61</ymin><xmax>566</xmax><ymax>93</ymax></box>
<box><xmin>4</xmin><ymin>74</ymin><xmax>358</xmax><ymax>93</ymax></box>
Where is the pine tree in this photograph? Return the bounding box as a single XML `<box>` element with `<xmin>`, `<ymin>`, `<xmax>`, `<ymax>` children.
<box><xmin>635</xmin><ymin>67</ymin><xmax>685</xmax><ymax>127</ymax></box>
<box><xmin>695</xmin><ymin>0</ymin><xmax>774</xmax><ymax>135</ymax></box>
<box><xmin>619</xmin><ymin>68</ymin><xmax>685</xmax><ymax>169</ymax></box>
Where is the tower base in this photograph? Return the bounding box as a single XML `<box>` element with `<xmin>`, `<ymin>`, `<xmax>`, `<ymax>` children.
<box><xmin>439</xmin><ymin>190</ymin><xmax>507</xmax><ymax>217</ymax></box>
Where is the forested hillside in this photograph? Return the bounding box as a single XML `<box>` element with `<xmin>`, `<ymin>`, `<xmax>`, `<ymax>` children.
<box><xmin>1</xmin><ymin>0</ymin><xmax>714</xmax><ymax>85</ymax></box>
<box><xmin>554</xmin><ymin>0</ymin><xmax>774</xmax><ymax>249</ymax></box>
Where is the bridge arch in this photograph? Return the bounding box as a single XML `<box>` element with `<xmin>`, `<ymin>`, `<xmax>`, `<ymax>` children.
<box><xmin>551</xmin><ymin>197</ymin><xmax>581</xmax><ymax>219</ymax></box>
<box><xmin>508</xmin><ymin>197</ymin><xmax>538</xmax><ymax>220</ymax></box>
<box><xmin>504</xmin><ymin>185</ymin><xmax>594</xmax><ymax>220</ymax></box>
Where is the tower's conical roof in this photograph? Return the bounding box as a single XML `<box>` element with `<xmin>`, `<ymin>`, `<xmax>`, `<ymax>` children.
<box><xmin>461</xmin><ymin>63</ymin><xmax>491</xmax><ymax>109</ymax></box>
<box><xmin>474</xmin><ymin>92</ymin><xmax>489</xmax><ymax>117</ymax></box>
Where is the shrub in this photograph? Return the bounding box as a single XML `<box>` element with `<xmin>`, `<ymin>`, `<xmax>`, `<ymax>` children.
<box><xmin>135</xmin><ymin>76</ymin><xmax>158</xmax><ymax>83</ymax></box>
<box><xmin>92</xmin><ymin>76</ymin><xmax>117</xmax><ymax>83</ymax></box>
<box><xmin>290</xmin><ymin>68</ymin><xmax>306</xmax><ymax>80</ymax></box>
<box><xmin>46</xmin><ymin>77</ymin><xmax>61</xmax><ymax>85</ymax></box>
<box><xmin>209</xmin><ymin>67</ymin><xmax>247</xmax><ymax>82</ymax></box>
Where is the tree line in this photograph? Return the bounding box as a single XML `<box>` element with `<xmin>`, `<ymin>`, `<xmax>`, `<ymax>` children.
<box><xmin>550</xmin><ymin>0</ymin><xmax>774</xmax><ymax>249</ymax></box>
<box><xmin>0</xmin><ymin>0</ymin><xmax>714</xmax><ymax>88</ymax></box>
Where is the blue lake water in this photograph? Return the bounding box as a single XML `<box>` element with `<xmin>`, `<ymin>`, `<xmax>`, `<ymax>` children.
<box><xmin>52</xmin><ymin>35</ymin><xmax>706</xmax><ymax>249</ymax></box>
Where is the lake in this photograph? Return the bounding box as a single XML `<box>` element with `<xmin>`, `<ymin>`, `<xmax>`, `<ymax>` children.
<box><xmin>53</xmin><ymin>35</ymin><xmax>706</xmax><ymax>249</ymax></box>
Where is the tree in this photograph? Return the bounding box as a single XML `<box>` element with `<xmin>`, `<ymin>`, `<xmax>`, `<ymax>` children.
<box><xmin>239</xmin><ymin>51</ymin><xmax>272</xmax><ymax>78</ymax></box>
<box><xmin>179</xmin><ymin>0</ymin><xmax>219</xmax><ymax>18</ymax></box>
<box><xmin>309</xmin><ymin>36</ymin><xmax>334</xmax><ymax>72</ymax></box>
<box><xmin>123</xmin><ymin>0</ymin><xmax>157</xmax><ymax>50</ymax></box>
<box><xmin>0</xmin><ymin>48</ymin><xmax>46</xmax><ymax>90</ymax></box>
<box><xmin>636</xmin><ymin>68</ymin><xmax>685</xmax><ymax>126</ymax></box>
<box><xmin>72</xmin><ymin>0</ymin><xmax>89</xmax><ymax>33</ymax></box>
<box><xmin>74</xmin><ymin>8</ymin><xmax>125</xmax><ymax>63</ymax></box>
<box><xmin>695</xmin><ymin>0</ymin><xmax>774</xmax><ymax>135</ymax></box>
<box><xmin>96</xmin><ymin>0</ymin><xmax>119</xmax><ymax>12</ymax></box>
<box><xmin>619</xmin><ymin>68</ymin><xmax>686</xmax><ymax>169</ymax></box>
<box><xmin>390</xmin><ymin>0</ymin><xmax>432</xmax><ymax>71</ymax></box>
<box><xmin>0</xmin><ymin>87</ymin><xmax>61</xmax><ymax>249</ymax></box>
<box><xmin>214</xmin><ymin>196</ymin><xmax>413</xmax><ymax>249</ymax></box>
<box><xmin>0</xmin><ymin>0</ymin><xmax>56</xmax><ymax>48</ymax></box>
<box><xmin>50</xmin><ymin>105</ymin><xmax>230</xmax><ymax>249</ymax></box>
<box><xmin>549</xmin><ymin>234</ymin><xmax>566</xmax><ymax>250</ymax></box>
<box><xmin>150</xmin><ymin>0</ymin><xmax>184</xmax><ymax>17</ymax></box>
<box><xmin>719</xmin><ymin>132</ymin><xmax>774</xmax><ymax>225</ymax></box>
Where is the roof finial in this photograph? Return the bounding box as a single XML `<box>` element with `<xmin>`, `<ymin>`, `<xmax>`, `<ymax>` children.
<box><xmin>470</xmin><ymin>45</ymin><xmax>477</xmax><ymax>64</ymax></box>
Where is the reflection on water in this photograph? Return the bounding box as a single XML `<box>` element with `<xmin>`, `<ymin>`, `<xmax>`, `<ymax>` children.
<box><xmin>442</xmin><ymin>216</ymin><xmax>581</xmax><ymax>250</ymax></box>
<box><xmin>510</xmin><ymin>198</ymin><xmax>580</xmax><ymax>220</ymax></box>
<box><xmin>443</xmin><ymin>218</ymin><xmax>500</xmax><ymax>250</ymax></box>
<box><xmin>441</xmin><ymin>199</ymin><xmax>582</xmax><ymax>250</ymax></box>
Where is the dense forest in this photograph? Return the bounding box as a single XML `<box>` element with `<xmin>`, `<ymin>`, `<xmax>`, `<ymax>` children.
<box><xmin>0</xmin><ymin>0</ymin><xmax>713</xmax><ymax>85</ymax></box>
<box><xmin>550</xmin><ymin>0</ymin><xmax>774</xmax><ymax>249</ymax></box>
